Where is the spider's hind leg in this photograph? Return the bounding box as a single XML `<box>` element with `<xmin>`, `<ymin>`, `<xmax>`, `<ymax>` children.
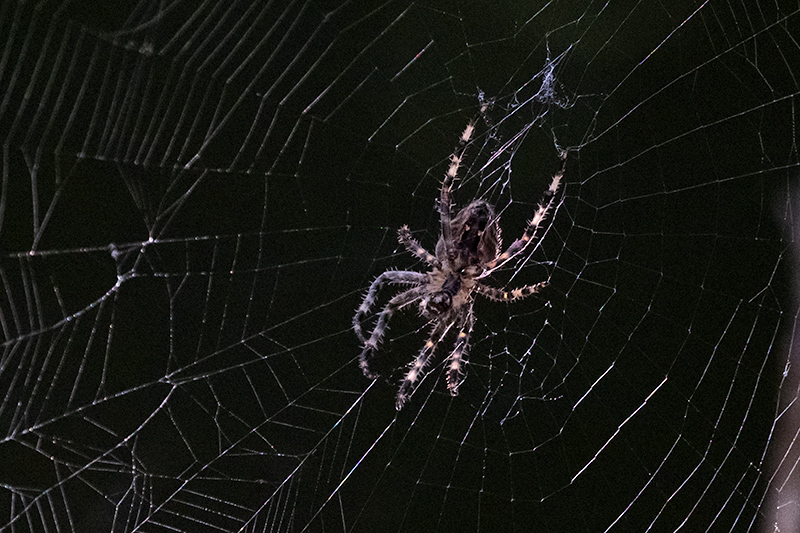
<box><xmin>439</xmin><ymin>119</ymin><xmax>478</xmax><ymax>264</ymax></box>
<box><xmin>397</xmin><ymin>225</ymin><xmax>438</xmax><ymax>267</ymax></box>
<box><xmin>483</xmin><ymin>153</ymin><xmax>564</xmax><ymax>273</ymax></box>
<box><xmin>475</xmin><ymin>281</ymin><xmax>548</xmax><ymax>303</ymax></box>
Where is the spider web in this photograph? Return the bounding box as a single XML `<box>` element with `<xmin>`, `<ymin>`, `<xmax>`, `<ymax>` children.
<box><xmin>0</xmin><ymin>0</ymin><xmax>798</xmax><ymax>531</ymax></box>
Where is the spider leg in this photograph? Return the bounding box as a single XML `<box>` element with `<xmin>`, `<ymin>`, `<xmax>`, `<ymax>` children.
<box><xmin>483</xmin><ymin>154</ymin><xmax>564</xmax><ymax>274</ymax></box>
<box><xmin>397</xmin><ymin>225</ymin><xmax>439</xmax><ymax>267</ymax></box>
<box><xmin>359</xmin><ymin>285</ymin><xmax>427</xmax><ymax>379</ymax></box>
<box><xmin>475</xmin><ymin>281</ymin><xmax>548</xmax><ymax>302</ymax></box>
<box><xmin>395</xmin><ymin>318</ymin><xmax>451</xmax><ymax>410</ymax></box>
<box><xmin>354</xmin><ymin>270</ymin><xmax>426</xmax><ymax>343</ymax></box>
<box><xmin>446</xmin><ymin>308</ymin><xmax>475</xmax><ymax>396</ymax></box>
<box><xmin>439</xmin><ymin>120</ymin><xmax>476</xmax><ymax>265</ymax></box>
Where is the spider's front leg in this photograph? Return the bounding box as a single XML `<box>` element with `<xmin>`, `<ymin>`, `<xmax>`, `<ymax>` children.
<box><xmin>353</xmin><ymin>270</ymin><xmax>426</xmax><ymax>343</ymax></box>
<box><xmin>445</xmin><ymin>308</ymin><xmax>475</xmax><ymax>396</ymax></box>
<box><xmin>396</xmin><ymin>319</ymin><xmax>451</xmax><ymax>410</ymax></box>
<box><xmin>358</xmin><ymin>285</ymin><xmax>427</xmax><ymax>379</ymax></box>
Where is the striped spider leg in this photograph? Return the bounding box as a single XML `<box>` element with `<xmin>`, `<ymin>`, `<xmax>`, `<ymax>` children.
<box><xmin>480</xmin><ymin>150</ymin><xmax>565</xmax><ymax>277</ymax></box>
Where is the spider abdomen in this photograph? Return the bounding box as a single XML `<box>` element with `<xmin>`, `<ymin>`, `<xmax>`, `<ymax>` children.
<box><xmin>446</xmin><ymin>200</ymin><xmax>499</xmax><ymax>270</ymax></box>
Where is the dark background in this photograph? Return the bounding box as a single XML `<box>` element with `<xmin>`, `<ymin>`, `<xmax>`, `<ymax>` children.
<box><xmin>0</xmin><ymin>1</ymin><xmax>798</xmax><ymax>531</ymax></box>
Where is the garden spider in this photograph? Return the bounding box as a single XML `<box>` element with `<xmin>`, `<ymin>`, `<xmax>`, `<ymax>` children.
<box><xmin>354</xmin><ymin>118</ymin><xmax>564</xmax><ymax>410</ymax></box>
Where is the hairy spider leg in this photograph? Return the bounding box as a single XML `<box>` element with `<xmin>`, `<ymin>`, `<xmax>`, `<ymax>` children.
<box><xmin>397</xmin><ymin>225</ymin><xmax>439</xmax><ymax>266</ymax></box>
<box><xmin>358</xmin><ymin>285</ymin><xmax>428</xmax><ymax>379</ymax></box>
<box><xmin>353</xmin><ymin>270</ymin><xmax>426</xmax><ymax>343</ymax></box>
<box><xmin>483</xmin><ymin>154</ymin><xmax>565</xmax><ymax>274</ymax></box>
<box><xmin>475</xmin><ymin>281</ymin><xmax>549</xmax><ymax>302</ymax></box>
<box><xmin>446</xmin><ymin>309</ymin><xmax>475</xmax><ymax>396</ymax></box>
<box><xmin>396</xmin><ymin>318</ymin><xmax>453</xmax><ymax>410</ymax></box>
<box><xmin>439</xmin><ymin>120</ymin><xmax>477</xmax><ymax>266</ymax></box>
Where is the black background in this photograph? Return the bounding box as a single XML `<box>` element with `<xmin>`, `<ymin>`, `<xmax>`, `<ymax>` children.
<box><xmin>0</xmin><ymin>1</ymin><xmax>797</xmax><ymax>531</ymax></box>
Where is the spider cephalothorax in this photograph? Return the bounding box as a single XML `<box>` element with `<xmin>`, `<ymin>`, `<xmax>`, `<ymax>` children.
<box><xmin>354</xmin><ymin>118</ymin><xmax>564</xmax><ymax>410</ymax></box>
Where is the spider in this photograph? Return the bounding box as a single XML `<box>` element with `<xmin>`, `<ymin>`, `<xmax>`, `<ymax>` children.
<box><xmin>354</xmin><ymin>118</ymin><xmax>564</xmax><ymax>410</ymax></box>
